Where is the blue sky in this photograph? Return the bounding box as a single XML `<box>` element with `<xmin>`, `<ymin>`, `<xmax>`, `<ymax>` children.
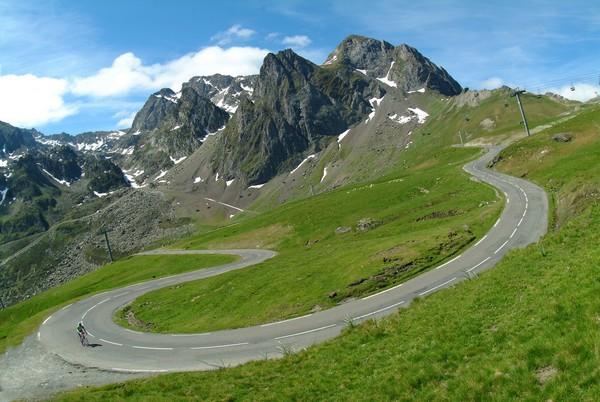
<box><xmin>1</xmin><ymin>0</ymin><xmax>599</xmax><ymax>134</ymax></box>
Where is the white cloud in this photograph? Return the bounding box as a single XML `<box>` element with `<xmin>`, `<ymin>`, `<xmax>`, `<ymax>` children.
<box><xmin>282</xmin><ymin>35</ymin><xmax>312</xmax><ymax>48</ymax></box>
<box><xmin>544</xmin><ymin>83</ymin><xmax>599</xmax><ymax>102</ymax></box>
<box><xmin>115</xmin><ymin>110</ymin><xmax>137</xmax><ymax>128</ymax></box>
<box><xmin>481</xmin><ymin>77</ymin><xmax>504</xmax><ymax>89</ymax></box>
<box><xmin>71</xmin><ymin>53</ymin><xmax>153</xmax><ymax>97</ymax></box>
<box><xmin>211</xmin><ymin>25</ymin><xmax>256</xmax><ymax>45</ymax></box>
<box><xmin>0</xmin><ymin>74</ymin><xmax>76</xmax><ymax>127</ymax></box>
<box><xmin>72</xmin><ymin>46</ymin><xmax>270</xmax><ymax>97</ymax></box>
<box><xmin>266</xmin><ymin>32</ymin><xmax>280</xmax><ymax>41</ymax></box>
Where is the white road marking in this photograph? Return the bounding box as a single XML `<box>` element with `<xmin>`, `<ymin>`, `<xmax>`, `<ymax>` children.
<box><xmin>132</xmin><ymin>346</ymin><xmax>173</xmax><ymax>350</ymax></box>
<box><xmin>124</xmin><ymin>328</ymin><xmax>141</xmax><ymax>334</ymax></box>
<box><xmin>494</xmin><ymin>240</ymin><xmax>509</xmax><ymax>254</ymax></box>
<box><xmin>87</xmin><ymin>330</ymin><xmax>95</xmax><ymax>338</ymax></box>
<box><xmin>42</xmin><ymin>315</ymin><xmax>53</xmax><ymax>325</ymax></box>
<box><xmin>473</xmin><ymin>234</ymin><xmax>488</xmax><ymax>247</ymax></box>
<box><xmin>517</xmin><ymin>216</ymin><xmax>524</xmax><ymax>227</ymax></box>
<box><xmin>435</xmin><ymin>254</ymin><xmax>461</xmax><ymax>270</ymax></box>
<box><xmin>352</xmin><ymin>301</ymin><xmax>406</xmax><ymax>321</ymax></box>
<box><xmin>466</xmin><ymin>256</ymin><xmax>491</xmax><ymax>273</ymax></box>
<box><xmin>112</xmin><ymin>292</ymin><xmax>129</xmax><ymax>298</ymax></box>
<box><xmin>111</xmin><ymin>368</ymin><xmax>169</xmax><ymax>373</ymax></box>
<box><xmin>61</xmin><ymin>303</ymin><xmax>72</xmax><ymax>311</ymax></box>
<box><xmin>37</xmin><ymin>332</ymin><xmax>41</xmax><ymax>340</ymax></box>
<box><xmin>510</xmin><ymin>228</ymin><xmax>518</xmax><ymax>238</ymax></box>
<box><xmin>261</xmin><ymin>314</ymin><xmax>314</xmax><ymax>327</ymax></box>
<box><xmin>274</xmin><ymin>324</ymin><xmax>337</xmax><ymax>340</ymax></box>
<box><xmin>100</xmin><ymin>338</ymin><xmax>123</xmax><ymax>346</ymax></box>
<box><xmin>418</xmin><ymin>277</ymin><xmax>457</xmax><ymax>296</ymax></box>
<box><xmin>171</xmin><ymin>333</ymin><xmax>211</xmax><ymax>337</ymax></box>
<box><xmin>82</xmin><ymin>297</ymin><xmax>110</xmax><ymax>320</ymax></box>
<box><xmin>362</xmin><ymin>282</ymin><xmax>404</xmax><ymax>300</ymax></box>
<box><xmin>190</xmin><ymin>342</ymin><xmax>249</xmax><ymax>350</ymax></box>
<box><xmin>493</xmin><ymin>218</ymin><xmax>501</xmax><ymax>228</ymax></box>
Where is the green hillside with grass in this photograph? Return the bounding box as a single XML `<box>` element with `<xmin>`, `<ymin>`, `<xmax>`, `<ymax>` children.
<box><xmin>55</xmin><ymin>103</ymin><xmax>600</xmax><ymax>401</ymax></box>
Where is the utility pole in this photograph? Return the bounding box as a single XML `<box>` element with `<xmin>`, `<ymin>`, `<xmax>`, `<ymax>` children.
<box><xmin>100</xmin><ymin>228</ymin><xmax>114</xmax><ymax>262</ymax></box>
<box><xmin>512</xmin><ymin>90</ymin><xmax>531</xmax><ymax>137</ymax></box>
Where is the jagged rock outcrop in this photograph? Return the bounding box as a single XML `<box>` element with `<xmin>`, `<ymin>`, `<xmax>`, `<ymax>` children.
<box><xmin>182</xmin><ymin>74</ymin><xmax>257</xmax><ymax>113</ymax></box>
<box><xmin>325</xmin><ymin>35</ymin><xmax>462</xmax><ymax>96</ymax></box>
<box><xmin>214</xmin><ymin>48</ymin><xmax>384</xmax><ymax>184</ymax></box>
<box><xmin>127</xmin><ymin>86</ymin><xmax>230</xmax><ymax>177</ymax></box>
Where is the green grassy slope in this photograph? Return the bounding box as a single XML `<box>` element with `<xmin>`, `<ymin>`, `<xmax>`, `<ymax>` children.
<box><xmin>0</xmin><ymin>253</ymin><xmax>237</xmax><ymax>354</ymax></box>
<box><xmin>115</xmin><ymin>89</ymin><xmax>574</xmax><ymax>335</ymax></box>
<box><xmin>56</xmin><ymin>104</ymin><xmax>600</xmax><ymax>402</ymax></box>
<box><xmin>117</xmin><ymin>147</ymin><xmax>502</xmax><ymax>333</ymax></box>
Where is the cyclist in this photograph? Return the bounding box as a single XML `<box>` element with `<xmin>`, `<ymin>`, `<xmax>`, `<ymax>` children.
<box><xmin>76</xmin><ymin>321</ymin><xmax>88</xmax><ymax>346</ymax></box>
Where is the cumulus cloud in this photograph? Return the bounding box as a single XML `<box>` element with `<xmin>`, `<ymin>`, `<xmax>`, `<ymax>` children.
<box><xmin>211</xmin><ymin>25</ymin><xmax>256</xmax><ymax>45</ymax></box>
<box><xmin>0</xmin><ymin>74</ymin><xmax>76</xmax><ymax>127</ymax></box>
<box><xmin>282</xmin><ymin>35</ymin><xmax>312</xmax><ymax>48</ymax></box>
<box><xmin>71</xmin><ymin>46</ymin><xmax>270</xmax><ymax>97</ymax></box>
<box><xmin>544</xmin><ymin>83</ymin><xmax>600</xmax><ymax>102</ymax></box>
<box><xmin>114</xmin><ymin>110</ymin><xmax>137</xmax><ymax>128</ymax></box>
<box><xmin>481</xmin><ymin>77</ymin><xmax>504</xmax><ymax>89</ymax></box>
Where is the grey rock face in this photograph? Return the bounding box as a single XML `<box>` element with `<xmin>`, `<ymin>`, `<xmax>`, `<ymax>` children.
<box><xmin>325</xmin><ymin>35</ymin><xmax>462</xmax><ymax>96</ymax></box>
<box><xmin>183</xmin><ymin>74</ymin><xmax>257</xmax><ymax>113</ymax></box>
<box><xmin>214</xmin><ymin>48</ymin><xmax>384</xmax><ymax>185</ymax></box>
<box><xmin>126</xmin><ymin>86</ymin><xmax>230</xmax><ymax>177</ymax></box>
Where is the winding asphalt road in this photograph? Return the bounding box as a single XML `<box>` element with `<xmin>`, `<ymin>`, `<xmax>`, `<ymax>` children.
<box><xmin>38</xmin><ymin>145</ymin><xmax>547</xmax><ymax>373</ymax></box>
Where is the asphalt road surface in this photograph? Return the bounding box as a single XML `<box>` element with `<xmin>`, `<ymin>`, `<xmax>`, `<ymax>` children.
<box><xmin>38</xmin><ymin>145</ymin><xmax>548</xmax><ymax>373</ymax></box>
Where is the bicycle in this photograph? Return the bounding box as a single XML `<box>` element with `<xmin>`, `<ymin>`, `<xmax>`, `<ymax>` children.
<box><xmin>78</xmin><ymin>330</ymin><xmax>89</xmax><ymax>346</ymax></box>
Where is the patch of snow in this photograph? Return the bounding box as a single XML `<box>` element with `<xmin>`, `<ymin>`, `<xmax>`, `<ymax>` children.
<box><xmin>320</xmin><ymin>167</ymin><xmax>328</xmax><ymax>183</ymax></box>
<box><xmin>132</xmin><ymin>130</ymin><xmax>142</xmax><ymax>136</ymax></box>
<box><xmin>365</xmin><ymin>96</ymin><xmax>385</xmax><ymax>124</ymax></box>
<box><xmin>0</xmin><ymin>187</ymin><xmax>8</xmax><ymax>205</ymax></box>
<box><xmin>93</xmin><ymin>191</ymin><xmax>109</xmax><ymax>198</ymax></box>
<box><xmin>35</xmin><ymin>136</ymin><xmax>63</xmax><ymax>147</ymax></box>
<box><xmin>215</xmin><ymin>172</ymin><xmax>220</xmax><ymax>181</ymax></box>
<box><xmin>124</xmin><ymin>173</ymin><xmax>146</xmax><ymax>188</ymax></box>
<box><xmin>154</xmin><ymin>94</ymin><xmax>178</xmax><ymax>104</ymax></box>
<box><xmin>388</xmin><ymin>113</ymin><xmax>413</xmax><ymax>125</ymax></box>
<box><xmin>404</xmin><ymin>141</ymin><xmax>413</xmax><ymax>150</ymax></box>
<box><xmin>407</xmin><ymin>107</ymin><xmax>429</xmax><ymax>123</ymax></box>
<box><xmin>170</xmin><ymin>125</ymin><xmax>181</xmax><ymax>131</ymax></box>
<box><xmin>240</xmin><ymin>83</ymin><xmax>254</xmax><ymax>93</ymax></box>
<box><xmin>356</xmin><ymin>69</ymin><xmax>367</xmax><ymax>75</ymax></box>
<box><xmin>337</xmin><ymin>129</ymin><xmax>350</xmax><ymax>145</ymax></box>
<box><xmin>324</xmin><ymin>54</ymin><xmax>338</xmax><ymax>65</ymax></box>
<box><xmin>229</xmin><ymin>214</ymin><xmax>235</xmax><ymax>219</ymax></box>
<box><xmin>8</xmin><ymin>153</ymin><xmax>23</xmax><ymax>160</ymax></box>
<box><xmin>202</xmin><ymin>125</ymin><xmax>227</xmax><ymax>142</ymax></box>
<box><xmin>76</xmin><ymin>139</ymin><xmax>105</xmax><ymax>152</ymax></box>
<box><xmin>376</xmin><ymin>61</ymin><xmax>398</xmax><ymax>87</ymax></box>
<box><xmin>248</xmin><ymin>183</ymin><xmax>265</xmax><ymax>189</ymax></box>
<box><xmin>408</xmin><ymin>88</ymin><xmax>426</xmax><ymax>94</ymax></box>
<box><xmin>41</xmin><ymin>168</ymin><xmax>71</xmax><ymax>187</ymax></box>
<box><xmin>193</xmin><ymin>177</ymin><xmax>203</xmax><ymax>184</ymax></box>
<box><xmin>203</xmin><ymin>78</ymin><xmax>216</xmax><ymax>88</ymax></box>
<box><xmin>290</xmin><ymin>154</ymin><xmax>316</xmax><ymax>175</ymax></box>
<box><xmin>169</xmin><ymin>156</ymin><xmax>187</xmax><ymax>164</ymax></box>
<box><xmin>0</xmin><ymin>160</ymin><xmax>7</xmax><ymax>168</ymax></box>
<box><xmin>388</xmin><ymin>108</ymin><xmax>429</xmax><ymax>125</ymax></box>
<box><xmin>121</xmin><ymin>146</ymin><xmax>134</xmax><ymax>155</ymax></box>
<box><xmin>226</xmin><ymin>179</ymin><xmax>235</xmax><ymax>187</ymax></box>
<box><xmin>107</xmin><ymin>130</ymin><xmax>127</xmax><ymax>139</ymax></box>
<box><xmin>154</xmin><ymin>170</ymin><xmax>168</xmax><ymax>181</ymax></box>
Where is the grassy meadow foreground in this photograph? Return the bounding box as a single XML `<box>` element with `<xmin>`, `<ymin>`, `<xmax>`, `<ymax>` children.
<box><xmin>56</xmin><ymin>104</ymin><xmax>600</xmax><ymax>400</ymax></box>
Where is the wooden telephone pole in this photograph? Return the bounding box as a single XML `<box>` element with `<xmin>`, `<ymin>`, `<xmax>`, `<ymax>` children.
<box><xmin>99</xmin><ymin>227</ymin><xmax>114</xmax><ymax>262</ymax></box>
